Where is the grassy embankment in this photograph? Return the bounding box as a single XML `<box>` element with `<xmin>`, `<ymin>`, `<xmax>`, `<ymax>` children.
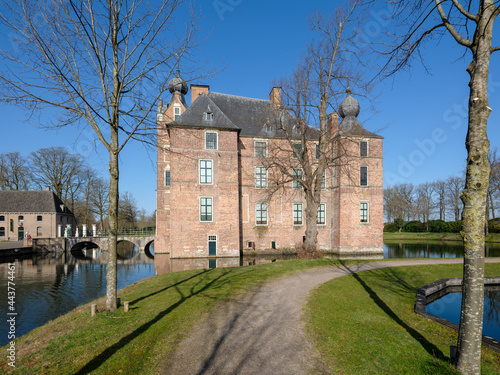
<box><xmin>306</xmin><ymin>262</ymin><xmax>500</xmax><ymax>374</ymax></box>
<box><xmin>384</xmin><ymin>231</ymin><xmax>500</xmax><ymax>243</ymax></box>
<box><xmin>3</xmin><ymin>259</ymin><xmax>500</xmax><ymax>374</ymax></box>
<box><xmin>1</xmin><ymin>258</ymin><xmax>352</xmax><ymax>375</ymax></box>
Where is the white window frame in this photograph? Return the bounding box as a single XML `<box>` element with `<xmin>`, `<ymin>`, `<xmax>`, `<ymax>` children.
<box><xmin>206</xmin><ymin>112</ymin><xmax>213</xmax><ymax>121</ymax></box>
<box><xmin>199</xmin><ymin>159</ymin><xmax>213</xmax><ymax>185</ymax></box>
<box><xmin>200</xmin><ymin>197</ymin><xmax>213</xmax><ymax>222</ymax></box>
<box><xmin>254</xmin><ymin>140</ymin><xmax>268</xmax><ymax>158</ymax></box>
<box><xmin>205</xmin><ymin>131</ymin><xmax>218</xmax><ymax>150</ymax></box>
<box><xmin>360</xmin><ymin>140</ymin><xmax>369</xmax><ymax>157</ymax></box>
<box><xmin>317</xmin><ymin>204</ymin><xmax>326</xmax><ymax>225</ymax></box>
<box><xmin>255</xmin><ymin>166</ymin><xmax>268</xmax><ymax>188</ymax></box>
<box><xmin>255</xmin><ymin>203</ymin><xmax>268</xmax><ymax>225</ymax></box>
<box><xmin>173</xmin><ymin>104</ymin><xmax>181</xmax><ymax>120</ymax></box>
<box><xmin>360</xmin><ymin>201</ymin><xmax>369</xmax><ymax>223</ymax></box>
<box><xmin>293</xmin><ymin>203</ymin><xmax>303</xmax><ymax>225</ymax></box>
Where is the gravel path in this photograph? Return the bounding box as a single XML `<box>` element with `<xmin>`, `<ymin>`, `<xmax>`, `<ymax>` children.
<box><xmin>164</xmin><ymin>258</ymin><xmax>500</xmax><ymax>375</ymax></box>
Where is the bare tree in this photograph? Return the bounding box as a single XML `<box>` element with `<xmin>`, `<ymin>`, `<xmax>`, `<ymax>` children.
<box><xmin>118</xmin><ymin>191</ymin><xmax>138</xmax><ymax>229</ymax></box>
<box><xmin>0</xmin><ymin>152</ymin><xmax>31</xmax><ymax>190</ymax></box>
<box><xmin>263</xmin><ymin>1</ymin><xmax>371</xmax><ymax>256</ymax></box>
<box><xmin>433</xmin><ymin>179</ymin><xmax>447</xmax><ymax>221</ymax></box>
<box><xmin>488</xmin><ymin>148</ymin><xmax>500</xmax><ymax>219</ymax></box>
<box><xmin>29</xmin><ymin>147</ymin><xmax>83</xmax><ymax>204</ymax></box>
<box><xmin>415</xmin><ymin>182</ymin><xmax>434</xmax><ymax>228</ymax></box>
<box><xmin>446</xmin><ymin>175</ymin><xmax>464</xmax><ymax>222</ymax></box>
<box><xmin>379</xmin><ymin>0</ymin><xmax>500</xmax><ymax>371</ymax></box>
<box><xmin>89</xmin><ymin>177</ymin><xmax>109</xmax><ymax>231</ymax></box>
<box><xmin>0</xmin><ymin>0</ymin><xmax>206</xmax><ymax>312</ymax></box>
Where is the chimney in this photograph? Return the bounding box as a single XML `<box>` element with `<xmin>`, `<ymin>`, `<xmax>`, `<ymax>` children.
<box><xmin>327</xmin><ymin>112</ymin><xmax>339</xmax><ymax>137</ymax></box>
<box><xmin>45</xmin><ymin>186</ymin><xmax>51</xmax><ymax>192</ymax></box>
<box><xmin>269</xmin><ymin>87</ymin><xmax>281</xmax><ymax>108</ymax></box>
<box><xmin>191</xmin><ymin>84</ymin><xmax>209</xmax><ymax>105</ymax></box>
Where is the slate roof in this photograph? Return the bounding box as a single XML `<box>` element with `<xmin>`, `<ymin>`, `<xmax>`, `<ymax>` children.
<box><xmin>0</xmin><ymin>191</ymin><xmax>73</xmax><ymax>214</ymax></box>
<box><xmin>337</xmin><ymin>117</ymin><xmax>383</xmax><ymax>139</ymax></box>
<box><xmin>168</xmin><ymin>91</ymin><xmax>320</xmax><ymax>140</ymax></box>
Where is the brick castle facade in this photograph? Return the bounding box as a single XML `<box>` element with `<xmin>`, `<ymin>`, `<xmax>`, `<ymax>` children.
<box><xmin>155</xmin><ymin>72</ymin><xmax>383</xmax><ymax>258</ymax></box>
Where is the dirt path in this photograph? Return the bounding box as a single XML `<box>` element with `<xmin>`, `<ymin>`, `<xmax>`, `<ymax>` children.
<box><xmin>164</xmin><ymin>258</ymin><xmax>500</xmax><ymax>375</ymax></box>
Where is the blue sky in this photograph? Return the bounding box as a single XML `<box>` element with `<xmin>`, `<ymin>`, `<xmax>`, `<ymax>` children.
<box><xmin>0</xmin><ymin>0</ymin><xmax>499</xmax><ymax>214</ymax></box>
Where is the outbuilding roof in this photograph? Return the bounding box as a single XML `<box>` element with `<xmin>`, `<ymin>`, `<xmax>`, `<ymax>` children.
<box><xmin>0</xmin><ymin>191</ymin><xmax>73</xmax><ymax>214</ymax></box>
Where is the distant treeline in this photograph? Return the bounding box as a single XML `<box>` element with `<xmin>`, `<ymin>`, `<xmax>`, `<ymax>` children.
<box><xmin>384</xmin><ymin>218</ymin><xmax>500</xmax><ymax>233</ymax></box>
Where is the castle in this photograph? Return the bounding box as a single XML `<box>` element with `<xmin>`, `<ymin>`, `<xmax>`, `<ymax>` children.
<box><xmin>155</xmin><ymin>72</ymin><xmax>383</xmax><ymax>258</ymax></box>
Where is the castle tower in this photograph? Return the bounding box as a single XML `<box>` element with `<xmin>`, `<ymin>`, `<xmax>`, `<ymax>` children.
<box><xmin>332</xmin><ymin>87</ymin><xmax>384</xmax><ymax>253</ymax></box>
<box><xmin>155</xmin><ymin>70</ymin><xmax>189</xmax><ymax>254</ymax></box>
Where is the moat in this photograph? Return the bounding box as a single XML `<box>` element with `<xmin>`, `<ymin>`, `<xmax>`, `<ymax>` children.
<box><xmin>1</xmin><ymin>240</ymin><xmax>500</xmax><ymax>345</ymax></box>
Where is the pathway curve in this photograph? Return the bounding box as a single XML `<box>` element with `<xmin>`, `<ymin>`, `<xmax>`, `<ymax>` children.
<box><xmin>164</xmin><ymin>258</ymin><xmax>500</xmax><ymax>375</ymax></box>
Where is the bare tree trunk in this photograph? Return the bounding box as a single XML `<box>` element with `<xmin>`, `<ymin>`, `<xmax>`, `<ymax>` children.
<box><xmin>304</xmin><ymin>189</ymin><xmax>319</xmax><ymax>251</ymax></box>
<box><xmin>456</xmin><ymin>12</ymin><xmax>493</xmax><ymax>371</ymax></box>
<box><xmin>106</xmin><ymin>149</ymin><xmax>119</xmax><ymax>312</ymax></box>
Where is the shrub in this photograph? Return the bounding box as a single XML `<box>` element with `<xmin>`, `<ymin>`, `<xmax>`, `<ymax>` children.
<box><xmin>384</xmin><ymin>223</ymin><xmax>398</xmax><ymax>232</ymax></box>
<box><xmin>443</xmin><ymin>220</ymin><xmax>462</xmax><ymax>233</ymax></box>
<box><xmin>428</xmin><ymin>220</ymin><xmax>446</xmax><ymax>233</ymax></box>
<box><xmin>488</xmin><ymin>218</ymin><xmax>500</xmax><ymax>233</ymax></box>
<box><xmin>403</xmin><ymin>221</ymin><xmax>426</xmax><ymax>232</ymax></box>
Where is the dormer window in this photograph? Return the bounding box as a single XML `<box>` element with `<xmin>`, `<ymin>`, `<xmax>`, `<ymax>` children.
<box><xmin>174</xmin><ymin>105</ymin><xmax>181</xmax><ymax>120</ymax></box>
<box><xmin>266</xmin><ymin>124</ymin><xmax>272</xmax><ymax>133</ymax></box>
<box><xmin>206</xmin><ymin>112</ymin><xmax>213</xmax><ymax>121</ymax></box>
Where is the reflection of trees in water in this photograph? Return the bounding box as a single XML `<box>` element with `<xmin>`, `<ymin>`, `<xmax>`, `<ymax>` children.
<box><xmin>484</xmin><ymin>289</ymin><xmax>500</xmax><ymax>324</ymax></box>
<box><xmin>384</xmin><ymin>241</ymin><xmax>500</xmax><ymax>259</ymax></box>
<box><xmin>117</xmin><ymin>241</ymin><xmax>139</xmax><ymax>260</ymax></box>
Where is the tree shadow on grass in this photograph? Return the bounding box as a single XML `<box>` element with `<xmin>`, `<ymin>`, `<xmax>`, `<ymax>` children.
<box><xmin>338</xmin><ymin>260</ymin><xmax>448</xmax><ymax>362</ymax></box>
<box><xmin>73</xmin><ymin>268</ymin><xmax>238</xmax><ymax>375</ymax></box>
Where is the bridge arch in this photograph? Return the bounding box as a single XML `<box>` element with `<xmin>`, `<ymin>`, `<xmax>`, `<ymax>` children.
<box><xmin>144</xmin><ymin>240</ymin><xmax>154</xmax><ymax>259</ymax></box>
<box><xmin>70</xmin><ymin>241</ymin><xmax>101</xmax><ymax>260</ymax></box>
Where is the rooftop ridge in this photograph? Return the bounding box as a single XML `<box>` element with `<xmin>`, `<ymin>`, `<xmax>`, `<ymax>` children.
<box><xmin>209</xmin><ymin>91</ymin><xmax>270</xmax><ymax>103</ymax></box>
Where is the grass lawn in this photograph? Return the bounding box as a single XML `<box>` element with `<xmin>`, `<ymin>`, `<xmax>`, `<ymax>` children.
<box><xmin>306</xmin><ymin>262</ymin><xmax>500</xmax><ymax>375</ymax></box>
<box><xmin>383</xmin><ymin>232</ymin><xmax>500</xmax><ymax>243</ymax></box>
<box><xmin>1</xmin><ymin>258</ymin><xmax>348</xmax><ymax>375</ymax></box>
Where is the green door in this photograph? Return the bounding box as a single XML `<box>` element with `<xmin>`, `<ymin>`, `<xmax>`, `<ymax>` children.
<box><xmin>18</xmin><ymin>227</ymin><xmax>24</xmax><ymax>241</ymax></box>
<box><xmin>208</xmin><ymin>240</ymin><xmax>216</xmax><ymax>256</ymax></box>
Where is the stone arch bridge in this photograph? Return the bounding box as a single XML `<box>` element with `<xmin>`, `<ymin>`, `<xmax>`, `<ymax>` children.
<box><xmin>66</xmin><ymin>236</ymin><xmax>154</xmax><ymax>253</ymax></box>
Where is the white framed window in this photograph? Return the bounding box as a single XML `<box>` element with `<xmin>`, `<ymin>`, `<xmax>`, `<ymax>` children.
<box><xmin>205</xmin><ymin>132</ymin><xmax>218</xmax><ymax>150</ymax></box>
<box><xmin>360</xmin><ymin>166</ymin><xmax>368</xmax><ymax>186</ymax></box>
<box><xmin>254</xmin><ymin>141</ymin><xmax>267</xmax><ymax>157</ymax></box>
<box><xmin>293</xmin><ymin>169</ymin><xmax>302</xmax><ymax>189</ymax></box>
<box><xmin>360</xmin><ymin>141</ymin><xmax>368</xmax><ymax>157</ymax></box>
<box><xmin>174</xmin><ymin>105</ymin><xmax>181</xmax><ymax>120</ymax></box>
<box><xmin>360</xmin><ymin>202</ymin><xmax>369</xmax><ymax>223</ymax></box>
<box><xmin>206</xmin><ymin>112</ymin><xmax>213</xmax><ymax>121</ymax></box>
<box><xmin>256</xmin><ymin>203</ymin><xmax>268</xmax><ymax>225</ymax></box>
<box><xmin>37</xmin><ymin>226</ymin><xmax>43</xmax><ymax>236</ymax></box>
<box><xmin>293</xmin><ymin>203</ymin><xmax>303</xmax><ymax>225</ymax></box>
<box><xmin>255</xmin><ymin>166</ymin><xmax>267</xmax><ymax>188</ymax></box>
<box><xmin>200</xmin><ymin>160</ymin><xmax>213</xmax><ymax>184</ymax></box>
<box><xmin>200</xmin><ymin>197</ymin><xmax>213</xmax><ymax>222</ymax></box>
<box><xmin>317</xmin><ymin>204</ymin><xmax>326</xmax><ymax>225</ymax></box>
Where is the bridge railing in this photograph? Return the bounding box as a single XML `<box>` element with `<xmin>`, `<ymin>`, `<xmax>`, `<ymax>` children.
<box><xmin>91</xmin><ymin>229</ymin><xmax>156</xmax><ymax>237</ymax></box>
